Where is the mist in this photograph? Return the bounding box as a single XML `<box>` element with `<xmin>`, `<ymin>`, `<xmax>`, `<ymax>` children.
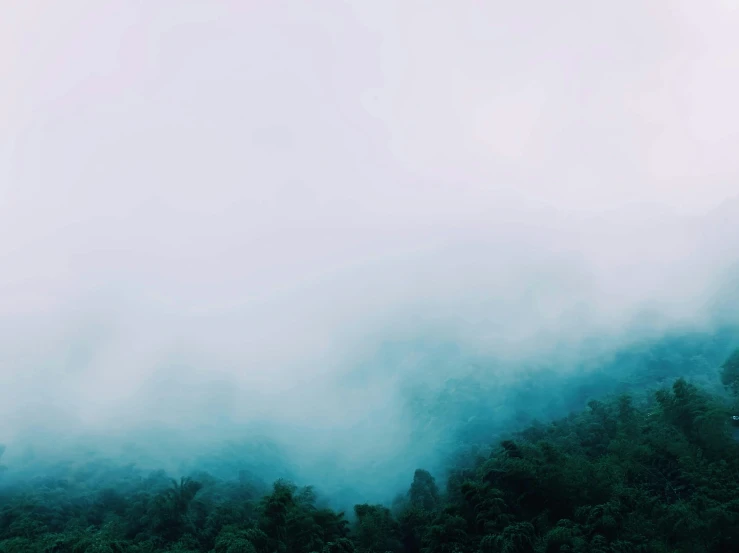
<box><xmin>2</xmin><ymin>0</ymin><xmax>739</xmax><ymax>507</ymax></box>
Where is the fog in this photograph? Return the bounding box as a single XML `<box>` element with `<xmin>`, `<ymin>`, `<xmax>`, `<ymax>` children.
<box><xmin>2</xmin><ymin>0</ymin><xmax>739</xmax><ymax>505</ymax></box>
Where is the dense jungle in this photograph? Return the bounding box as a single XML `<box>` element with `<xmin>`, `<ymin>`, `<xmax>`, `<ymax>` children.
<box><xmin>3</xmin><ymin>329</ymin><xmax>739</xmax><ymax>553</ymax></box>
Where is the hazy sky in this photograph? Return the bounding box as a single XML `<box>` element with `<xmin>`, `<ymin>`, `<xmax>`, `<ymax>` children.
<box><xmin>2</xmin><ymin>1</ymin><xmax>739</xmax><ymax>452</ymax></box>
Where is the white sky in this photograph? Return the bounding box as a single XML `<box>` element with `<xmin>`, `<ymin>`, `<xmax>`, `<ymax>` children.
<box><xmin>1</xmin><ymin>1</ymin><xmax>739</xmax><ymax>443</ymax></box>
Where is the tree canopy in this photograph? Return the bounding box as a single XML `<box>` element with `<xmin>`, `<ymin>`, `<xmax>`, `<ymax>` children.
<box><xmin>2</xmin><ymin>346</ymin><xmax>739</xmax><ymax>552</ymax></box>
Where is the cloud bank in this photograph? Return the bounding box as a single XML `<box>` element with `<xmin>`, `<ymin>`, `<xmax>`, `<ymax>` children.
<box><xmin>2</xmin><ymin>0</ymin><xmax>739</xmax><ymax>500</ymax></box>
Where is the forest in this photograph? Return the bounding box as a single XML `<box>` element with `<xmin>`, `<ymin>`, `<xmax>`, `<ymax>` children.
<box><xmin>2</xmin><ymin>332</ymin><xmax>739</xmax><ymax>553</ymax></box>
<box><xmin>6</xmin><ymin>0</ymin><xmax>739</xmax><ymax>550</ymax></box>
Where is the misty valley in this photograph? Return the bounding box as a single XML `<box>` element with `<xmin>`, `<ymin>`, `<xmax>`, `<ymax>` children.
<box><xmin>2</xmin><ymin>328</ymin><xmax>739</xmax><ymax>552</ymax></box>
<box><xmin>5</xmin><ymin>1</ymin><xmax>739</xmax><ymax>551</ymax></box>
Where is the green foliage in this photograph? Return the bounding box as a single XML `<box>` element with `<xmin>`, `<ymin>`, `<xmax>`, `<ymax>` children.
<box><xmin>720</xmin><ymin>348</ymin><xmax>739</xmax><ymax>394</ymax></box>
<box><xmin>353</xmin><ymin>504</ymin><xmax>401</xmax><ymax>553</ymax></box>
<box><xmin>213</xmin><ymin>526</ymin><xmax>258</xmax><ymax>553</ymax></box>
<box><xmin>2</xmin><ymin>344</ymin><xmax>739</xmax><ymax>552</ymax></box>
<box><xmin>408</xmin><ymin>471</ymin><xmax>439</xmax><ymax>513</ymax></box>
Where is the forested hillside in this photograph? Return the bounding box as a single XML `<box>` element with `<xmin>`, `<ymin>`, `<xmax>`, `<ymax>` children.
<box><xmin>2</xmin><ymin>340</ymin><xmax>739</xmax><ymax>552</ymax></box>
